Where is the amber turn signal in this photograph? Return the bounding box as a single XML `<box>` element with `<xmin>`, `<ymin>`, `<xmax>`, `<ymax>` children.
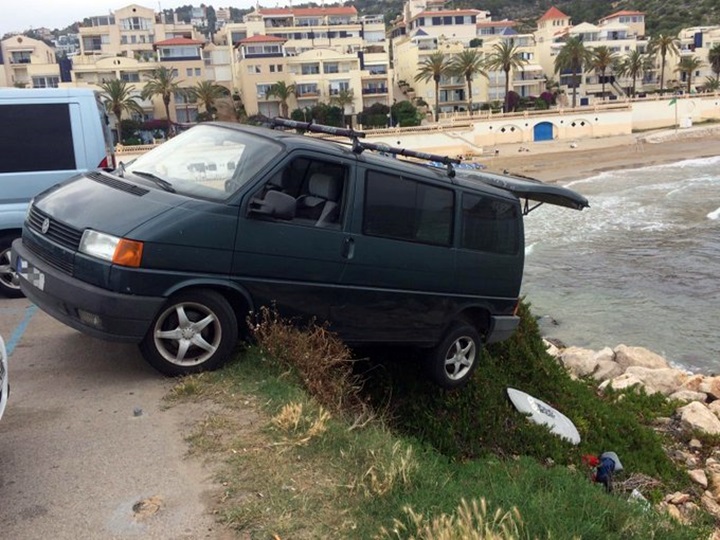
<box><xmin>112</xmin><ymin>239</ymin><xmax>144</xmax><ymax>268</ymax></box>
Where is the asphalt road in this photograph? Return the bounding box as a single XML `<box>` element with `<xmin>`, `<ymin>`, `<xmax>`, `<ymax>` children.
<box><xmin>0</xmin><ymin>297</ymin><xmax>227</xmax><ymax>539</ymax></box>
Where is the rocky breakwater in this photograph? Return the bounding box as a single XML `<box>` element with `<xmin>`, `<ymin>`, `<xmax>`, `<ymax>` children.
<box><xmin>546</xmin><ymin>341</ymin><xmax>720</xmax><ymax>528</ymax></box>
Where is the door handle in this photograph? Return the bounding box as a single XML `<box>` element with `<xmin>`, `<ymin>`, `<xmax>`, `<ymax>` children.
<box><xmin>342</xmin><ymin>237</ymin><xmax>355</xmax><ymax>259</ymax></box>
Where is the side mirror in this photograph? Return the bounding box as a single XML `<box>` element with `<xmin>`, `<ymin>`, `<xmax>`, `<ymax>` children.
<box><xmin>248</xmin><ymin>190</ymin><xmax>296</xmax><ymax>220</ymax></box>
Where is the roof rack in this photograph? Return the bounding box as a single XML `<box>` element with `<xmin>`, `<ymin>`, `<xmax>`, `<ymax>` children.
<box><xmin>270</xmin><ymin>117</ymin><xmax>460</xmax><ymax>178</ymax></box>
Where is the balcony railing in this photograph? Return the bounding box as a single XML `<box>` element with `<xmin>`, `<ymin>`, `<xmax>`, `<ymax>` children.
<box><xmin>362</xmin><ymin>87</ymin><xmax>388</xmax><ymax>94</ymax></box>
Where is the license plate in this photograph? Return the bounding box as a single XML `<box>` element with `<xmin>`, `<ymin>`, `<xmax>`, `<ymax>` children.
<box><xmin>17</xmin><ymin>256</ymin><xmax>45</xmax><ymax>291</ymax></box>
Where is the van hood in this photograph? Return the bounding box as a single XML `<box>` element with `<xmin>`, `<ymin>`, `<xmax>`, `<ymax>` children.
<box><xmin>455</xmin><ymin>170</ymin><xmax>589</xmax><ymax>212</ymax></box>
<box><xmin>33</xmin><ymin>171</ymin><xmax>178</xmax><ymax>236</ymax></box>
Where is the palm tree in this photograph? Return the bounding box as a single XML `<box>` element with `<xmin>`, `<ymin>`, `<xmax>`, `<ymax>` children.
<box><xmin>97</xmin><ymin>79</ymin><xmax>142</xmax><ymax>144</ymax></box>
<box><xmin>649</xmin><ymin>35</ymin><xmax>679</xmax><ymax>91</ymax></box>
<box><xmin>708</xmin><ymin>43</ymin><xmax>720</xmax><ymax>78</ymax></box>
<box><xmin>448</xmin><ymin>49</ymin><xmax>487</xmax><ymax>115</ymax></box>
<box><xmin>329</xmin><ymin>88</ymin><xmax>354</xmax><ymax>127</ymax></box>
<box><xmin>415</xmin><ymin>51</ymin><xmax>451</xmax><ymax>122</ymax></box>
<box><xmin>193</xmin><ymin>80</ymin><xmax>228</xmax><ymax>116</ymax></box>
<box><xmin>590</xmin><ymin>46</ymin><xmax>618</xmax><ymax>99</ymax></box>
<box><xmin>484</xmin><ymin>41</ymin><xmax>527</xmax><ymax>112</ymax></box>
<box><xmin>267</xmin><ymin>81</ymin><xmax>296</xmax><ymax>118</ymax></box>
<box><xmin>617</xmin><ymin>50</ymin><xmax>651</xmax><ymax>97</ymax></box>
<box><xmin>675</xmin><ymin>56</ymin><xmax>705</xmax><ymax>94</ymax></box>
<box><xmin>554</xmin><ymin>36</ymin><xmax>593</xmax><ymax>108</ymax></box>
<box><xmin>702</xmin><ymin>75</ymin><xmax>720</xmax><ymax>92</ymax></box>
<box><xmin>141</xmin><ymin>66</ymin><xmax>181</xmax><ymax>133</ymax></box>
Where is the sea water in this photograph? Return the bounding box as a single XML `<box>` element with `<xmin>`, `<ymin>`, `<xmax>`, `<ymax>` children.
<box><xmin>521</xmin><ymin>155</ymin><xmax>720</xmax><ymax>374</ymax></box>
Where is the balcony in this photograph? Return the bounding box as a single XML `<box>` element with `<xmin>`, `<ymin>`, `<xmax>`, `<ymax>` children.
<box><xmin>362</xmin><ymin>87</ymin><xmax>388</xmax><ymax>95</ymax></box>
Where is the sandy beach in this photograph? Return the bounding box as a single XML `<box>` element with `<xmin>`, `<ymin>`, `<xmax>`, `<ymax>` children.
<box><xmin>481</xmin><ymin>125</ymin><xmax>720</xmax><ymax>184</ymax></box>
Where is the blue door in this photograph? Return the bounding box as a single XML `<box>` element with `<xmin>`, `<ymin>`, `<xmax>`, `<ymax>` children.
<box><xmin>533</xmin><ymin>122</ymin><xmax>553</xmax><ymax>142</ymax></box>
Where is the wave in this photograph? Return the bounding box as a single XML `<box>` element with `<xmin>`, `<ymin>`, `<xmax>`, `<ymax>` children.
<box><xmin>708</xmin><ymin>207</ymin><xmax>720</xmax><ymax>220</ymax></box>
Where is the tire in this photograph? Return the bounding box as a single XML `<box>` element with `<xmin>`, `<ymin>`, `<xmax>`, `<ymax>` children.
<box><xmin>139</xmin><ymin>289</ymin><xmax>238</xmax><ymax>377</ymax></box>
<box><xmin>426</xmin><ymin>322</ymin><xmax>482</xmax><ymax>389</ymax></box>
<box><xmin>0</xmin><ymin>235</ymin><xmax>24</xmax><ymax>298</ymax></box>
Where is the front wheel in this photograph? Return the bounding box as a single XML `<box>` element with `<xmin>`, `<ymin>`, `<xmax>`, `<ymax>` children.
<box><xmin>140</xmin><ymin>289</ymin><xmax>239</xmax><ymax>376</ymax></box>
<box><xmin>426</xmin><ymin>322</ymin><xmax>482</xmax><ymax>389</ymax></box>
<box><xmin>0</xmin><ymin>235</ymin><xmax>23</xmax><ymax>298</ymax></box>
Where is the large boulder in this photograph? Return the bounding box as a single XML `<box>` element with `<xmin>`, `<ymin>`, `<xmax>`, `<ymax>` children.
<box><xmin>678</xmin><ymin>402</ymin><xmax>720</xmax><ymax>435</ymax></box>
<box><xmin>614</xmin><ymin>344</ymin><xmax>670</xmax><ymax>370</ymax></box>
<box><xmin>708</xmin><ymin>401</ymin><xmax>720</xmax><ymax>418</ymax></box>
<box><xmin>624</xmin><ymin>366</ymin><xmax>688</xmax><ymax>396</ymax></box>
<box><xmin>599</xmin><ymin>373</ymin><xmax>644</xmax><ymax>393</ymax></box>
<box><xmin>698</xmin><ymin>376</ymin><xmax>720</xmax><ymax>400</ymax></box>
<box><xmin>559</xmin><ymin>346</ymin><xmax>599</xmax><ymax>379</ymax></box>
<box><xmin>669</xmin><ymin>390</ymin><xmax>708</xmax><ymax>403</ymax></box>
<box><xmin>681</xmin><ymin>374</ymin><xmax>706</xmax><ymax>392</ymax></box>
<box><xmin>592</xmin><ymin>358</ymin><xmax>624</xmax><ymax>382</ymax></box>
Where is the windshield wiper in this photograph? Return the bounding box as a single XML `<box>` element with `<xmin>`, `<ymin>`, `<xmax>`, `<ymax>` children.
<box><xmin>131</xmin><ymin>170</ymin><xmax>176</xmax><ymax>193</ymax></box>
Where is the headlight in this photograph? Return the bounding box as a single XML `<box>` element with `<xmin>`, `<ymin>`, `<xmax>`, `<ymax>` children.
<box><xmin>79</xmin><ymin>230</ymin><xmax>144</xmax><ymax>267</ymax></box>
<box><xmin>79</xmin><ymin>230</ymin><xmax>119</xmax><ymax>262</ymax></box>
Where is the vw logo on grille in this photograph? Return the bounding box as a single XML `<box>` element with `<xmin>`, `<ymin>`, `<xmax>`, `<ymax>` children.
<box><xmin>41</xmin><ymin>218</ymin><xmax>50</xmax><ymax>234</ymax></box>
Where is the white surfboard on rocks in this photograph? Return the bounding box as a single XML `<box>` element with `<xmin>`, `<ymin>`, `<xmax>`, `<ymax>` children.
<box><xmin>507</xmin><ymin>388</ymin><xmax>581</xmax><ymax>445</ymax></box>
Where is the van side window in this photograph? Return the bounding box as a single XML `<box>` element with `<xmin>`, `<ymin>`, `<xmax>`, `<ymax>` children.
<box><xmin>257</xmin><ymin>157</ymin><xmax>347</xmax><ymax>228</ymax></box>
<box><xmin>0</xmin><ymin>104</ymin><xmax>76</xmax><ymax>173</ymax></box>
<box><xmin>461</xmin><ymin>193</ymin><xmax>519</xmax><ymax>254</ymax></box>
<box><xmin>363</xmin><ymin>170</ymin><xmax>454</xmax><ymax>246</ymax></box>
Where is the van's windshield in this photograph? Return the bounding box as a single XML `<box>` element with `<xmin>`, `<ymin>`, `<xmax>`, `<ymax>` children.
<box><xmin>125</xmin><ymin>125</ymin><xmax>282</xmax><ymax>201</ymax></box>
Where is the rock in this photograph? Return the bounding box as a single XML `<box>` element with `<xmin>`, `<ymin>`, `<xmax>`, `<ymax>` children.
<box><xmin>543</xmin><ymin>339</ymin><xmax>560</xmax><ymax>358</ymax></box>
<box><xmin>681</xmin><ymin>374</ymin><xmax>705</xmax><ymax>392</ymax></box>
<box><xmin>614</xmin><ymin>344</ymin><xmax>670</xmax><ymax>371</ymax></box>
<box><xmin>689</xmin><ymin>438</ymin><xmax>703</xmax><ymax>449</ymax></box>
<box><xmin>599</xmin><ymin>373</ymin><xmax>644</xmax><ymax>393</ymax></box>
<box><xmin>594</xmin><ymin>347</ymin><xmax>616</xmax><ymax>363</ymax></box>
<box><xmin>678</xmin><ymin>402</ymin><xmax>720</xmax><ymax>435</ymax></box>
<box><xmin>559</xmin><ymin>346</ymin><xmax>598</xmax><ymax>379</ymax></box>
<box><xmin>709</xmin><ymin>471</ymin><xmax>720</xmax><ymax>500</ymax></box>
<box><xmin>592</xmin><ymin>359</ymin><xmax>624</xmax><ymax>382</ymax></box>
<box><xmin>707</xmin><ymin>458</ymin><xmax>720</xmax><ymax>474</ymax></box>
<box><xmin>669</xmin><ymin>390</ymin><xmax>708</xmax><ymax>403</ymax></box>
<box><xmin>689</xmin><ymin>469</ymin><xmax>708</xmax><ymax>489</ymax></box>
<box><xmin>699</xmin><ymin>376</ymin><xmax>720</xmax><ymax>400</ymax></box>
<box><xmin>701</xmin><ymin>491</ymin><xmax>720</xmax><ymax>519</ymax></box>
<box><xmin>623</xmin><ymin>366</ymin><xmax>687</xmax><ymax>396</ymax></box>
<box><xmin>665</xmin><ymin>491</ymin><xmax>692</xmax><ymax>505</ymax></box>
<box><xmin>709</xmin><ymin>401</ymin><xmax>720</xmax><ymax>418</ymax></box>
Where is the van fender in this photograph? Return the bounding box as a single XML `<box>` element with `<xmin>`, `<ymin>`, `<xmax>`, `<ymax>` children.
<box><xmin>161</xmin><ymin>278</ymin><xmax>256</xmax><ymax>318</ymax></box>
<box><xmin>450</xmin><ymin>304</ymin><xmax>492</xmax><ymax>340</ymax></box>
<box><xmin>0</xmin><ymin>202</ymin><xmax>29</xmax><ymax>233</ymax></box>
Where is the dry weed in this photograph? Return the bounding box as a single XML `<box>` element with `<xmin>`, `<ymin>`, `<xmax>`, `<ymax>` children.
<box><xmin>249</xmin><ymin>306</ymin><xmax>370</xmax><ymax>418</ymax></box>
<box><xmin>378</xmin><ymin>497</ymin><xmax>524</xmax><ymax>540</ymax></box>
<box><xmin>355</xmin><ymin>441</ymin><xmax>418</xmax><ymax>497</ymax></box>
<box><xmin>271</xmin><ymin>401</ymin><xmax>332</xmax><ymax>445</ymax></box>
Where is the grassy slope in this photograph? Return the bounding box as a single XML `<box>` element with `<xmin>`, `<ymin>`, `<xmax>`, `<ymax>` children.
<box><xmin>167</xmin><ymin>303</ymin><xmax>713</xmax><ymax>538</ymax></box>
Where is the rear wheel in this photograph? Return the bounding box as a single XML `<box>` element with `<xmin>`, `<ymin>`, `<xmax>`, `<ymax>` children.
<box><xmin>0</xmin><ymin>235</ymin><xmax>23</xmax><ymax>298</ymax></box>
<box><xmin>427</xmin><ymin>322</ymin><xmax>482</xmax><ymax>389</ymax></box>
<box><xmin>140</xmin><ymin>289</ymin><xmax>238</xmax><ymax>376</ymax></box>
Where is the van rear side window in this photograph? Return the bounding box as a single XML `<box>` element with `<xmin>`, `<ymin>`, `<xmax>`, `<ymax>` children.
<box><xmin>0</xmin><ymin>103</ymin><xmax>76</xmax><ymax>173</ymax></box>
<box><xmin>363</xmin><ymin>170</ymin><xmax>454</xmax><ymax>246</ymax></box>
<box><xmin>461</xmin><ymin>193</ymin><xmax>519</xmax><ymax>255</ymax></box>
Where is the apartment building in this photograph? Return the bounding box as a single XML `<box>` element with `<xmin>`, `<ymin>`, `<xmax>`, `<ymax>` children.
<box><xmin>0</xmin><ymin>35</ymin><xmax>61</xmax><ymax>88</ymax></box>
<box><xmin>223</xmin><ymin>6</ymin><xmax>392</xmax><ymax>118</ymax></box>
<box><xmin>72</xmin><ymin>4</ymin><xmax>204</xmax><ymax>123</ymax></box>
<box><xmin>677</xmin><ymin>26</ymin><xmax>720</xmax><ymax>88</ymax></box>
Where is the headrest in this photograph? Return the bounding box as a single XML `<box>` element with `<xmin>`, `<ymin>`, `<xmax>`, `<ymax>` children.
<box><xmin>308</xmin><ymin>173</ymin><xmax>341</xmax><ymax>201</ymax></box>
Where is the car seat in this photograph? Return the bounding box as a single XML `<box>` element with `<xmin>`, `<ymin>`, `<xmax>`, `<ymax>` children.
<box><xmin>296</xmin><ymin>173</ymin><xmax>342</xmax><ymax>226</ymax></box>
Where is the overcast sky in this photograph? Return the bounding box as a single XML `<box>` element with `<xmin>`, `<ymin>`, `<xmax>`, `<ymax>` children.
<box><xmin>0</xmin><ymin>0</ymin><xmax>266</xmax><ymax>37</ymax></box>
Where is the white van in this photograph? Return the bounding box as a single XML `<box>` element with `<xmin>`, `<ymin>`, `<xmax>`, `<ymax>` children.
<box><xmin>0</xmin><ymin>88</ymin><xmax>114</xmax><ymax>297</ymax></box>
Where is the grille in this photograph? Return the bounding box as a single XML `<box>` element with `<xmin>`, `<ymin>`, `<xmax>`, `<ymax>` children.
<box><xmin>24</xmin><ymin>234</ymin><xmax>74</xmax><ymax>275</ymax></box>
<box><xmin>27</xmin><ymin>206</ymin><xmax>83</xmax><ymax>250</ymax></box>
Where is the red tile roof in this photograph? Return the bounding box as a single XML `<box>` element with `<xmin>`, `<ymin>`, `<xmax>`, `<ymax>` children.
<box><xmin>538</xmin><ymin>7</ymin><xmax>569</xmax><ymax>21</ymax></box>
<box><xmin>154</xmin><ymin>37</ymin><xmax>204</xmax><ymax>46</ymax></box>
<box><xmin>258</xmin><ymin>7</ymin><xmax>357</xmax><ymax>16</ymax></box>
<box><xmin>239</xmin><ymin>34</ymin><xmax>287</xmax><ymax>44</ymax></box>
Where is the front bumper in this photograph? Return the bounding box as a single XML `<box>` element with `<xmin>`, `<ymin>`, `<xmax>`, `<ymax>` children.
<box><xmin>11</xmin><ymin>239</ymin><xmax>164</xmax><ymax>343</ymax></box>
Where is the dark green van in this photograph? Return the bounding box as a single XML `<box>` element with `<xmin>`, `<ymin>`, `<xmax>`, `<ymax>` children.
<box><xmin>12</xmin><ymin>121</ymin><xmax>587</xmax><ymax>388</ymax></box>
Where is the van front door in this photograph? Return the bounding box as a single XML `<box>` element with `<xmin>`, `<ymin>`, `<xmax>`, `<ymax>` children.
<box><xmin>232</xmin><ymin>156</ymin><xmax>352</xmax><ymax>325</ymax></box>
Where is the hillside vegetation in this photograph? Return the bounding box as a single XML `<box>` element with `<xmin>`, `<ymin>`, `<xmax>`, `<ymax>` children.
<box><xmin>350</xmin><ymin>0</ymin><xmax>715</xmax><ymax>37</ymax></box>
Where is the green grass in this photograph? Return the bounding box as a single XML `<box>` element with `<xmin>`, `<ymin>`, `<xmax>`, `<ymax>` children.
<box><xmin>165</xmin><ymin>303</ymin><xmax>712</xmax><ymax>538</ymax></box>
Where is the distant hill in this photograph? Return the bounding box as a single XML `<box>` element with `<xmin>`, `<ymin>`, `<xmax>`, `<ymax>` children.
<box><xmin>348</xmin><ymin>0</ymin><xmax>717</xmax><ymax>37</ymax></box>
